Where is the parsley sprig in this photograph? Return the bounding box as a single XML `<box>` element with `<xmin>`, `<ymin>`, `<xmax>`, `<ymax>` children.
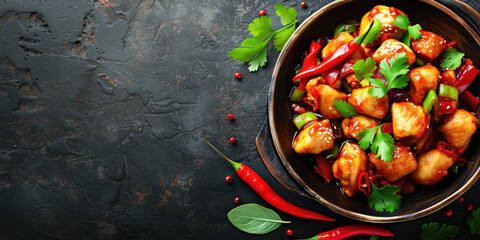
<box><xmin>466</xmin><ymin>208</ymin><xmax>480</xmax><ymax>235</ymax></box>
<box><xmin>393</xmin><ymin>14</ymin><xmax>422</xmax><ymax>46</ymax></box>
<box><xmin>368</xmin><ymin>52</ymin><xmax>410</xmax><ymax>98</ymax></box>
<box><xmin>420</xmin><ymin>222</ymin><xmax>459</xmax><ymax>240</ymax></box>
<box><xmin>368</xmin><ymin>183</ymin><xmax>402</xmax><ymax>213</ymax></box>
<box><xmin>333</xmin><ymin>100</ymin><xmax>358</xmax><ymax>118</ymax></box>
<box><xmin>440</xmin><ymin>48</ymin><xmax>465</xmax><ymax>70</ymax></box>
<box><xmin>352</xmin><ymin>57</ymin><xmax>377</xmax><ymax>87</ymax></box>
<box><xmin>356</xmin><ymin>124</ymin><xmax>396</xmax><ymax>162</ymax></box>
<box><xmin>229</xmin><ymin>3</ymin><xmax>297</xmax><ymax>72</ymax></box>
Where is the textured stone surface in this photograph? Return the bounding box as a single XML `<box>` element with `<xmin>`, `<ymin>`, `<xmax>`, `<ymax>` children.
<box><xmin>0</xmin><ymin>0</ymin><xmax>479</xmax><ymax>239</ymax></box>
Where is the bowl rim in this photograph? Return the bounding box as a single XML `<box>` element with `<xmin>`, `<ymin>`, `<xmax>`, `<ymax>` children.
<box><xmin>268</xmin><ymin>0</ymin><xmax>480</xmax><ymax>222</ymax></box>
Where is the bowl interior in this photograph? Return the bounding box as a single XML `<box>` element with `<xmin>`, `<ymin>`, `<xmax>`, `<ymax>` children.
<box><xmin>270</xmin><ymin>0</ymin><xmax>480</xmax><ymax>222</ymax></box>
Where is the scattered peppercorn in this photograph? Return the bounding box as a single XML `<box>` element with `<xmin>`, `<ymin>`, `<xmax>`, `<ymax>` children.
<box><xmin>300</xmin><ymin>2</ymin><xmax>307</xmax><ymax>8</ymax></box>
<box><xmin>258</xmin><ymin>10</ymin><xmax>265</xmax><ymax>16</ymax></box>
<box><xmin>227</xmin><ymin>114</ymin><xmax>234</xmax><ymax>120</ymax></box>
<box><xmin>230</xmin><ymin>137</ymin><xmax>236</xmax><ymax>144</ymax></box>
<box><xmin>225</xmin><ymin>176</ymin><xmax>233</xmax><ymax>183</ymax></box>
<box><xmin>459</xmin><ymin>197</ymin><xmax>464</xmax><ymax>202</ymax></box>
<box><xmin>467</xmin><ymin>203</ymin><xmax>474</xmax><ymax>211</ymax></box>
<box><xmin>234</xmin><ymin>197</ymin><xmax>241</xmax><ymax>204</ymax></box>
<box><xmin>234</xmin><ymin>72</ymin><xmax>242</xmax><ymax>79</ymax></box>
<box><xmin>286</xmin><ymin>229</ymin><xmax>294</xmax><ymax>236</ymax></box>
<box><xmin>445</xmin><ymin>209</ymin><xmax>452</xmax><ymax>216</ymax></box>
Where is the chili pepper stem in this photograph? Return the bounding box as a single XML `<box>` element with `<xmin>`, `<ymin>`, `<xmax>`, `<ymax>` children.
<box><xmin>205</xmin><ymin>139</ymin><xmax>242</xmax><ymax>171</ymax></box>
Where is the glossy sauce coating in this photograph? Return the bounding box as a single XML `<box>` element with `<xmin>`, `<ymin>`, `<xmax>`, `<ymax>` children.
<box><xmin>293</xmin><ymin>120</ymin><xmax>334</xmax><ymax>154</ymax></box>
<box><xmin>369</xmin><ymin>144</ymin><xmax>418</xmax><ymax>182</ymax></box>
<box><xmin>332</xmin><ymin>142</ymin><xmax>367</xmax><ymax>197</ymax></box>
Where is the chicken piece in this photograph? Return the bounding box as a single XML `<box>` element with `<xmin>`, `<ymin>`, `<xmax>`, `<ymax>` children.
<box><xmin>321</xmin><ymin>32</ymin><xmax>365</xmax><ymax>62</ymax></box>
<box><xmin>293</xmin><ymin>120</ymin><xmax>334</xmax><ymax>154</ymax></box>
<box><xmin>359</xmin><ymin>5</ymin><xmax>406</xmax><ymax>42</ymax></box>
<box><xmin>372</xmin><ymin>39</ymin><xmax>416</xmax><ymax>66</ymax></box>
<box><xmin>332</xmin><ymin>142</ymin><xmax>367</xmax><ymax>197</ymax></box>
<box><xmin>411</xmin><ymin>30</ymin><xmax>447</xmax><ymax>61</ymax></box>
<box><xmin>412</xmin><ymin>129</ymin><xmax>437</xmax><ymax>155</ymax></box>
<box><xmin>411</xmin><ymin>149</ymin><xmax>454</xmax><ymax>185</ymax></box>
<box><xmin>409</xmin><ymin>64</ymin><xmax>440</xmax><ymax>104</ymax></box>
<box><xmin>304</xmin><ymin>76</ymin><xmax>326</xmax><ymax>111</ymax></box>
<box><xmin>341</xmin><ymin>118</ymin><xmax>351</xmax><ymax>138</ymax></box>
<box><xmin>391</xmin><ymin>102</ymin><xmax>428</xmax><ymax>139</ymax></box>
<box><xmin>348</xmin><ymin>87</ymin><xmax>389</xmax><ymax>119</ymax></box>
<box><xmin>345</xmin><ymin>115</ymin><xmax>380</xmax><ymax>141</ymax></box>
<box><xmin>369</xmin><ymin>144</ymin><xmax>417</xmax><ymax>182</ymax></box>
<box><xmin>315</xmin><ymin>84</ymin><xmax>348</xmax><ymax>119</ymax></box>
<box><xmin>438</xmin><ymin>109</ymin><xmax>479</xmax><ymax>150</ymax></box>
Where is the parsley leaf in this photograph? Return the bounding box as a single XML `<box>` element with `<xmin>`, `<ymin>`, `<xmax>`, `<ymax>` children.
<box><xmin>356</xmin><ymin>124</ymin><xmax>396</xmax><ymax>162</ymax></box>
<box><xmin>229</xmin><ymin>4</ymin><xmax>297</xmax><ymax>72</ymax></box>
<box><xmin>420</xmin><ymin>222</ymin><xmax>459</xmax><ymax>240</ymax></box>
<box><xmin>363</xmin><ymin>19</ymin><xmax>382</xmax><ymax>44</ymax></box>
<box><xmin>440</xmin><ymin>48</ymin><xmax>465</xmax><ymax>70</ymax></box>
<box><xmin>368</xmin><ymin>183</ymin><xmax>402</xmax><ymax>212</ymax></box>
<box><xmin>356</xmin><ymin>125</ymin><xmax>380</xmax><ymax>150</ymax></box>
<box><xmin>393</xmin><ymin>14</ymin><xmax>409</xmax><ymax>30</ymax></box>
<box><xmin>333</xmin><ymin>100</ymin><xmax>358</xmax><ymax>118</ymax></box>
<box><xmin>466</xmin><ymin>208</ymin><xmax>480</xmax><ymax>235</ymax></box>
<box><xmin>401</xmin><ymin>24</ymin><xmax>423</xmax><ymax>46</ymax></box>
<box><xmin>274</xmin><ymin>3</ymin><xmax>297</xmax><ymax>26</ymax></box>
<box><xmin>248</xmin><ymin>16</ymin><xmax>275</xmax><ymax>41</ymax></box>
<box><xmin>369</xmin><ymin>236</ymin><xmax>378</xmax><ymax>240</ymax></box>
<box><xmin>368</xmin><ymin>78</ymin><xmax>388</xmax><ymax>98</ymax></box>
<box><xmin>369</xmin><ymin>52</ymin><xmax>410</xmax><ymax>98</ymax></box>
<box><xmin>371</xmin><ymin>128</ymin><xmax>396</xmax><ymax>162</ymax></box>
<box><xmin>353</xmin><ymin>57</ymin><xmax>377</xmax><ymax>86</ymax></box>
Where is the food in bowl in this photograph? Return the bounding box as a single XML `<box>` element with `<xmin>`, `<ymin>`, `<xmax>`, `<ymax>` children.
<box><xmin>288</xmin><ymin>5</ymin><xmax>479</xmax><ymax>212</ymax></box>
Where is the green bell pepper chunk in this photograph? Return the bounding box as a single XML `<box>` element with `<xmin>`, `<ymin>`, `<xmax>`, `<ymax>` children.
<box><xmin>451</xmin><ymin>163</ymin><xmax>459</xmax><ymax>174</ymax></box>
<box><xmin>323</xmin><ymin>142</ymin><xmax>340</xmax><ymax>161</ymax></box>
<box><xmin>333</xmin><ymin>23</ymin><xmax>356</xmax><ymax>37</ymax></box>
<box><xmin>342</xmin><ymin>78</ymin><xmax>353</xmax><ymax>93</ymax></box>
<box><xmin>423</xmin><ymin>90</ymin><xmax>439</xmax><ymax>113</ymax></box>
<box><xmin>293</xmin><ymin>112</ymin><xmax>318</xmax><ymax>130</ymax></box>
<box><xmin>290</xmin><ymin>87</ymin><xmax>306</xmax><ymax>102</ymax></box>
<box><xmin>438</xmin><ymin>84</ymin><xmax>459</xmax><ymax>100</ymax></box>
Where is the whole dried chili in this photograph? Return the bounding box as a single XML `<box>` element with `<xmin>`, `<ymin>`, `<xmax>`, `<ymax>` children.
<box><xmin>205</xmin><ymin>140</ymin><xmax>335</xmax><ymax>221</ymax></box>
<box><xmin>298</xmin><ymin>224</ymin><xmax>394</xmax><ymax>240</ymax></box>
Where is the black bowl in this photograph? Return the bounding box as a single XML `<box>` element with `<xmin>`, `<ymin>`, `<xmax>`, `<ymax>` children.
<box><xmin>268</xmin><ymin>0</ymin><xmax>480</xmax><ymax>222</ymax></box>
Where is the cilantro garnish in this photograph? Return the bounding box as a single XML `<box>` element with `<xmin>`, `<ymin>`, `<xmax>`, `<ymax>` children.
<box><xmin>353</xmin><ymin>57</ymin><xmax>377</xmax><ymax>87</ymax></box>
<box><xmin>368</xmin><ymin>52</ymin><xmax>410</xmax><ymax>98</ymax></box>
<box><xmin>333</xmin><ymin>100</ymin><xmax>358</xmax><ymax>118</ymax></box>
<box><xmin>363</xmin><ymin>19</ymin><xmax>382</xmax><ymax>44</ymax></box>
<box><xmin>466</xmin><ymin>208</ymin><xmax>480</xmax><ymax>235</ymax></box>
<box><xmin>393</xmin><ymin>14</ymin><xmax>423</xmax><ymax>46</ymax></box>
<box><xmin>440</xmin><ymin>48</ymin><xmax>465</xmax><ymax>70</ymax></box>
<box><xmin>368</xmin><ymin>183</ymin><xmax>401</xmax><ymax>212</ymax></box>
<box><xmin>356</xmin><ymin>124</ymin><xmax>396</xmax><ymax>162</ymax></box>
<box><xmin>369</xmin><ymin>236</ymin><xmax>378</xmax><ymax>240</ymax></box>
<box><xmin>228</xmin><ymin>3</ymin><xmax>297</xmax><ymax>72</ymax></box>
<box><xmin>420</xmin><ymin>222</ymin><xmax>459</xmax><ymax>240</ymax></box>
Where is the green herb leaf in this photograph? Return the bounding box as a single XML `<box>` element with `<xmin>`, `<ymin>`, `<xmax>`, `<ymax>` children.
<box><xmin>466</xmin><ymin>208</ymin><xmax>480</xmax><ymax>235</ymax></box>
<box><xmin>248</xmin><ymin>44</ymin><xmax>268</xmax><ymax>72</ymax></box>
<box><xmin>274</xmin><ymin>3</ymin><xmax>297</xmax><ymax>26</ymax></box>
<box><xmin>356</xmin><ymin>125</ymin><xmax>381</xmax><ymax>150</ymax></box>
<box><xmin>368</xmin><ymin>183</ymin><xmax>402</xmax><ymax>212</ymax></box>
<box><xmin>248</xmin><ymin>16</ymin><xmax>275</xmax><ymax>41</ymax></box>
<box><xmin>368</xmin><ymin>78</ymin><xmax>388</xmax><ymax>98</ymax></box>
<box><xmin>227</xmin><ymin>203</ymin><xmax>290</xmax><ymax>235</ymax></box>
<box><xmin>371</xmin><ymin>127</ymin><xmax>396</xmax><ymax>162</ymax></box>
<box><xmin>402</xmin><ymin>24</ymin><xmax>422</xmax><ymax>46</ymax></box>
<box><xmin>363</xmin><ymin>19</ymin><xmax>382</xmax><ymax>44</ymax></box>
<box><xmin>353</xmin><ymin>57</ymin><xmax>377</xmax><ymax>86</ymax></box>
<box><xmin>393</xmin><ymin>14</ymin><xmax>409</xmax><ymax>30</ymax></box>
<box><xmin>420</xmin><ymin>222</ymin><xmax>459</xmax><ymax>240</ymax></box>
<box><xmin>370</xmin><ymin>52</ymin><xmax>410</xmax><ymax>98</ymax></box>
<box><xmin>370</xmin><ymin>236</ymin><xmax>378</xmax><ymax>240</ymax></box>
<box><xmin>273</xmin><ymin>23</ymin><xmax>296</xmax><ymax>51</ymax></box>
<box><xmin>333</xmin><ymin>100</ymin><xmax>358</xmax><ymax>118</ymax></box>
<box><xmin>440</xmin><ymin>48</ymin><xmax>465</xmax><ymax>70</ymax></box>
<box><xmin>228</xmin><ymin>36</ymin><xmax>271</xmax><ymax>72</ymax></box>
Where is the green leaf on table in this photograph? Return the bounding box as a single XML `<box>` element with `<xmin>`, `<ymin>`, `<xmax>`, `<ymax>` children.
<box><xmin>353</xmin><ymin>57</ymin><xmax>377</xmax><ymax>87</ymax></box>
<box><xmin>440</xmin><ymin>48</ymin><xmax>465</xmax><ymax>70</ymax></box>
<box><xmin>248</xmin><ymin>16</ymin><xmax>275</xmax><ymax>41</ymax></box>
<box><xmin>273</xmin><ymin>23</ymin><xmax>296</xmax><ymax>51</ymax></box>
<box><xmin>368</xmin><ymin>183</ymin><xmax>402</xmax><ymax>212</ymax></box>
<box><xmin>333</xmin><ymin>100</ymin><xmax>358</xmax><ymax>118</ymax></box>
<box><xmin>466</xmin><ymin>208</ymin><xmax>480</xmax><ymax>235</ymax></box>
<box><xmin>274</xmin><ymin>3</ymin><xmax>297</xmax><ymax>26</ymax></box>
<box><xmin>227</xmin><ymin>203</ymin><xmax>290</xmax><ymax>235</ymax></box>
<box><xmin>228</xmin><ymin>36</ymin><xmax>271</xmax><ymax>72</ymax></box>
<box><xmin>420</xmin><ymin>222</ymin><xmax>458</xmax><ymax>240</ymax></box>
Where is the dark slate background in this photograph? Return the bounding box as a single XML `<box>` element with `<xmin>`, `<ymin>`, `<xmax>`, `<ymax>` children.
<box><xmin>0</xmin><ymin>0</ymin><xmax>479</xmax><ymax>239</ymax></box>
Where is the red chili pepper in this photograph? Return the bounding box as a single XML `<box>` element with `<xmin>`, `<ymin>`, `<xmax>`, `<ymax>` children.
<box><xmin>205</xmin><ymin>140</ymin><xmax>335</xmax><ymax>221</ymax></box>
<box><xmin>438</xmin><ymin>100</ymin><xmax>456</xmax><ymax>115</ymax></box>
<box><xmin>453</xmin><ymin>60</ymin><xmax>479</xmax><ymax>93</ymax></box>
<box><xmin>439</xmin><ymin>70</ymin><xmax>456</xmax><ymax>86</ymax></box>
<box><xmin>460</xmin><ymin>90</ymin><xmax>479</xmax><ymax>112</ymax></box>
<box><xmin>293</xmin><ymin>40</ymin><xmax>361</xmax><ymax>80</ymax></box>
<box><xmin>291</xmin><ymin>103</ymin><xmax>307</xmax><ymax>114</ymax></box>
<box><xmin>446</xmin><ymin>41</ymin><xmax>457</xmax><ymax>49</ymax></box>
<box><xmin>298</xmin><ymin>40</ymin><xmax>322</xmax><ymax>90</ymax></box>
<box><xmin>357</xmin><ymin>172</ymin><xmax>372</xmax><ymax>197</ymax></box>
<box><xmin>437</xmin><ymin>141</ymin><xmax>456</xmax><ymax>157</ymax></box>
<box><xmin>313</xmin><ymin>155</ymin><xmax>333</xmax><ymax>184</ymax></box>
<box><xmin>381</xmin><ymin>122</ymin><xmax>393</xmax><ymax>135</ymax></box>
<box><xmin>323</xmin><ymin>68</ymin><xmax>340</xmax><ymax>87</ymax></box>
<box><xmin>300</xmin><ymin>225</ymin><xmax>394</xmax><ymax>240</ymax></box>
